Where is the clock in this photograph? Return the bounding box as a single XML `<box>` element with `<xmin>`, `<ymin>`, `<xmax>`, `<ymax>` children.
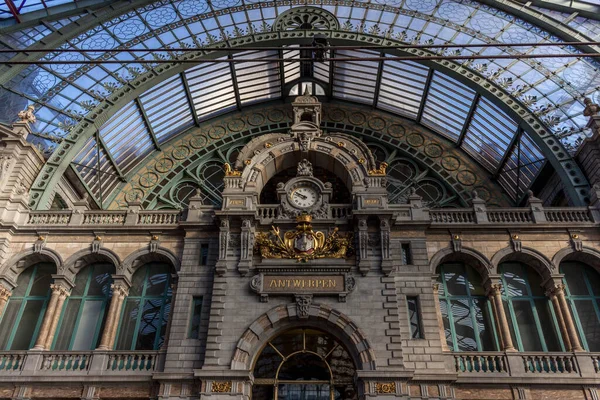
<box><xmin>289</xmin><ymin>186</ymin><xmax>319</xmax><ymax>208</ymax></box>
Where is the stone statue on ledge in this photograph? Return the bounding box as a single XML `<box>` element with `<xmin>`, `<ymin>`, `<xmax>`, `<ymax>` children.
<box><xmin>583</xmin><ymin>98</ymin><xmax>599</xmax><ymax>117</ymax></box>
<box><xmin>17</xmin><ymin>105</ymin><xmax>37</xmax><ymax>124</ymax></box>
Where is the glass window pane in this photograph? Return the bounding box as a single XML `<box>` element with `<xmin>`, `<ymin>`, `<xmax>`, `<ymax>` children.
<box><xmin>443</xmin><ymin>264</ymin><xmax>468</xmax><ymax>296</ymax></box>
<box><xmin>439</xmin><ymin>299</ymin><xmax>453</xmax><ymax>350</ymax></box>
<box><xmin>502</xmin><ymin>264</ymin><xmax>528</xmax><ymax>297</ymax></box>
<box><xmin>512</xmin><ymin>300</ymin><xmax>543</xmax><ymax>351</ymax></box>
<box><xmin>535</xmin><ymin>299</ymin><xmax>561</xmax><ymax>351</ymax></box>
<box><xmin>86</xmin><ymin>264</ymin><xmax>113</xmax><ymax>296</ymax></box>
<box><xmin>135</xmin><ymin>299</ymin><xmax>162</xmax><ymax>350</ymax></box>
<box><xmin>188</xmin><ymin>297</ymin><xmax>203</xmax><ymax>340</ymax></box>
<box><xmin>473</xmin><ymin>298</ymin><xmax>495</xmax><ymax>351</ymax></box>
<box><xmin>12</xmin><ymin>269</ymin><xmax>33</xmax><ymax>297</ymax></box>
<box><xmin>116</xmin><ymin>299</ymin><xmax>140</xmax><ymax>350</ymax></box>
<box><xmin>574</xmin><ymin>300</ymin><xmax>600</xmax><ymax>352</ymax></box>
<box><xmin>407</xmin><ymin>297</ymin><xmax>422</xmax><ymax>339</ymax></box>
<box><xmin>451</xmin><ymin>299</ymin><xmax>477</xmax><ymax>351</ymax></box>
<box><xmin>0</xmin><ymin>301</ymin><xmax>21</xmax><ymax>349</ymax></box>
<box><xmin>53</xmin><ymin>299</ymin><xmax>81</xmax><ymax>350</ymax></box>
<box><xmin>563</xmin><ymin>264</ymin><xmax>590</xmax><ymax>296</ymax></box>
<box><xmin>145</xmin><ymin>266</ymin><xmax>170</xmax><ymax>296</ymax></box>
<box><xmin>29</xmin><ymin>264</ymin><xmax>54</xmax><ymax>296</ymax></box>
<box><xmin>11</xmin><ymin>300</ymin><xmax>44</xmax><ymax>350</ymax></box>
<box><xmin>72</xmin><ymin>300</ymin><xmax>104</xmax><ymax>350</ymax></box>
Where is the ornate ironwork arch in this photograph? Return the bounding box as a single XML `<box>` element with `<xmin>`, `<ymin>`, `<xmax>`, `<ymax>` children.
<box><xmin>24</xmin><ymin>31</ymin><xmax>590</xmax><ymax>208</ymax></box>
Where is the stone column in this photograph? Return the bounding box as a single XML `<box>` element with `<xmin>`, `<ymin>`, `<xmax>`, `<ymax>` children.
<box><xmin>97</xmin><ymin>281</ymin><xmax>129</xmax><ymax>350</ymax></box>
<box><xmin>32</xmin><ymin>282</ymin><xmax>71</xmax><ymax>350</ymax></box>
<box><xmin>0</xmin><ymin>285</ymin><xmax>11</xmax><ymax>318</ymax></box>
<box><xmin>431</xmin><ymin>280</ymin><xmax>449</xmax><ymax>351</ymax></box>
<box><xmin>487</xmin><ymin>283</ymin><xmax>515</xmax><ymax>352</ymax></box>
<box><xmin>549</xmin><ymin>283</ymin><xmax>583</xmax><ymax>352</ymax></box>
<box><xmin>548</xmin><ymin>291</ymin><xmax>571</xmax><ymax>351</ymax></box>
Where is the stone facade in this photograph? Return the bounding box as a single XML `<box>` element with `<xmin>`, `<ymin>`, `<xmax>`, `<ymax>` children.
<box><xmin>1</xmin><ymin>99</ymin><xmax>600</xmax><ymax>400</ymax></box>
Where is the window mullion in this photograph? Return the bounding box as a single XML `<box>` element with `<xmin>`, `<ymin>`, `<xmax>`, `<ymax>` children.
<box><xmin>529</xmin><ymin>297</ymin><xmax>550</xmax><ymax>352</ymax></box>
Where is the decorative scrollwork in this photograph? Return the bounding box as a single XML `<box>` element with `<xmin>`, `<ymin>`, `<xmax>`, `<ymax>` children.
<box><xmin>211</xmin><ymin>381</ymin><xmax>232</xmax><ymax>393</ymax></box>
<box><xmin>375</xmin><ymin>382</ymin><xmax>396</xmax><ymax>394</ymax></box>
<box><xmin>254</xmin><ymin>215</ymin><xmax>353</xmax><ymax>262</ymax></box>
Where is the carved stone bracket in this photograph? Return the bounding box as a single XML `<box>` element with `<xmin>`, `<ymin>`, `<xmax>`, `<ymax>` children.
<box><xmin>510</xmin><ymin>232</ymin><xmax>522</xmax><ymax>252</ymax></box>
<box><xmin>149</xmin><ymin>234</ymin><xmax>160</xmax><ymax>253</ymax></box>
<box><xmin>569</xmin><ymin>231</ymin><xmax>583</xmax><ymax>252</ymax></box>
<box><xmin>295</xmin><ymin>294</ymin><xmax>312</xmax><ymax>319</ymax></box>
<box><xmin>357</xmin><ymin>217</ymin><xmax>370</xmax><ymax>276</ymax></box>
<box><xmin>34</xmin><ymin>234</ymin><xmax>47</xmax><ymax>253</ymax></box>
<box><xmin>451</xmin><ymin>233</ymin><xmax>462</xmax><ymax>253</ymax></box>
<box><xmin>379</xmin><ymin>217</ymin><xmax>393</xmax><ymax>276</ymax></box>
<box><xmin>216</xmin><ymin>218</ymin><xmax>230</xmax><ymax>276</ymax></box>
<box><xmin>238</xmin><ymin>218</ymin><xmax>255</xmax><ymax>276</ymax></box>
<box><xmin>92</xmin><ymin>235</ymin><xmax>103</xmax><ymax>253</ymax></box>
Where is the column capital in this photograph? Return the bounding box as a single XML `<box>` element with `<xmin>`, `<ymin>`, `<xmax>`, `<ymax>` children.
<box><xmin>49</xmin><ymin>282</ymin><xmax>71</xmax><ymax>298</ymax></box>
<box><xmin>0</xmin><ymin>285</ymin><xmax>11</xmax><ymax>301</ymax></box>
<box><xmin>485</xmin><ymin>282</ymin><xmax>503</xmax><ymax>297</ymax></box>
<box><xmin>111</xmin><ymin>283</ymin><xmax>129</xmax><ymax>298</ymax></box>
<box><xmin>545</xmin><ymin>283</ymin><xmax>566</xmax><ymax>298</ymax></box>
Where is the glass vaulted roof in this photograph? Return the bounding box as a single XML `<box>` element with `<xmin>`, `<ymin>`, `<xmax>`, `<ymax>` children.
<box><xmin>0</xmin><ymin>0</ymin><xmax>599</xmax><ymax>206</ymax></box>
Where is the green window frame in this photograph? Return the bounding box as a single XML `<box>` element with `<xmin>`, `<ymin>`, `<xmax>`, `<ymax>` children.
<box><xmin>561</xmin><ymin>261</ymin><xmax>600</xmax><ymax>352</ymax></box>
<box><xmin>500</xmin><ymin>262</ymin><xmax>563</xmax><ymax>352</ymax></box>
<box><xmin>188</xmin><ymin>296</ymin><xmax>203</xmax><ymax>339</ymax></box>
<box><xmin>115</xmin><ymin>263</ymin><xmax>173</xmax><ymax>350</ymax></box>
<box><xmin>438</xmin><ymin>263</ymin><xmax>498</xmax><ymax>352</ymax></box>
<box><xmin>52</xmin><ymin>263</ymin><xmax>113</xmax><ymax>350</ymax></box>
<box><xmin>0</xmin><ymin>263</ymin><xmax>53</xmax><ymax>350</ymax></box>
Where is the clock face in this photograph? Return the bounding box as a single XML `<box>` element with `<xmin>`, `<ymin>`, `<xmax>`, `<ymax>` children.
<box><xmin>289</xmin><ymin>186</ymin><xmax>319</xmax><ymax>208</ymax></box>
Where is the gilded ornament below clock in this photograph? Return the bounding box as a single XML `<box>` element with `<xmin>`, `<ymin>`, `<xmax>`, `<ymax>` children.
<box><xmin>211</xmin><ymin>381</ymin><xmax>232</xmax><ymax>393</ymax></box>
<box><xmin>254</xmin><ymin>215</ymin><xmax>353</xmax><ymax>262</ymax></box>
<box><xmin>368</xmin><ymin>162</ymin><xmax>388</xmax><ymax>176</ymax></box>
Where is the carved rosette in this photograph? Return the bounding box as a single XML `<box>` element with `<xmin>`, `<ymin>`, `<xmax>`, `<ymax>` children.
<box><xmin>375</xmin><ymin>382</ymin><xmax>396</xmax><ymax>394</ymax></box>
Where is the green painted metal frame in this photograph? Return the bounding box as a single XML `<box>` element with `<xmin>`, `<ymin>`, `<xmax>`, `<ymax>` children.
<box><xmin>187</xmin><ymin>296</ymin><xmax>203</xmax><ymax>340</ymax></box>
<box><xmin>114</xmin><ymin>265</ymin><xmax>172</xmax><ymax>351</ymax></box>
<box><xmin>0</xmin><ymin>264</ymin><xmax>52</xmax><ymax>350</ymax></box>
<box><xmin>50</xmin><ymin>265</ymin><xmax>112</xmax><ymax>350</ymax></box>
<box><xmin>499</xmin><ymin>262</ymin><xmax>565</xmax><ymax>352</ymax></box>
<box><xmin>561</xmin><ymin>262</ymin><xmax>600</xmax><ymax>352</ymax></box>
<box><xmin>438</xmin><ymin>263</ymin><xmax>500</xmax><ymax>352</ymax></box>
<box><xmin>25</xmin><ymin>31</ymin><xmax>591</xmax><ymax>209</ymax></box>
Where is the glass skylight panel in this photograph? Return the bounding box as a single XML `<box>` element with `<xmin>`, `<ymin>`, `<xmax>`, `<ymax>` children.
<box><xmin>332</xmin><ymin>50</ymin><xmax>378</xmax><ymax>105</ymax></box>
<box><xmin>99</xmin><ymin>101</ymin><xmax>154</xmax><ymax>174</ymax></box>
<box><xmin>283</xmin><ymin>48</ymin><xmax>300</xmax><ymax>84</ymax></box>
<box><xmin>421</xmin><ymin>72</ymin><xmax>476</xmax><ymax>141</ymax></box>
<box><xmin>498</xmin><ymin>132</ymin><xmax>545</xmax><ymax>202</ymax></box>
<box><xmin>462</xmin><ymin>98</ymin><xmax>519</xmax><ymax>173</ymax></box>
<box><xmin>184</xmin><ymin>61</ymin><xmax>237</xmax><ymax>119</ymax></box>
<box><xmin>139</xmin><ymin>75</ymin><xmax>194</xmax><ymax>144</ymax></box>
<box><xmin>72</xmin><ymin>137</ymin><xmax>120</xmax><ymax>205</ymax></box>
<box><xmin>377</xmin><ymin>60</ymin><xmax>429</xmax><ymax>119</ymax></box>
<box><xmin>233</xmin><ymin>50</ymin><xmax>281</xmax><ymax>105</ymax></box>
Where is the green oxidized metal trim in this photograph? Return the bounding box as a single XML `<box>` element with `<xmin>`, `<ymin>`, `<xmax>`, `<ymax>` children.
<box><xmin>28</xmin><ymin>31</ymin><xmax>589</xmax><ymax>209</ymax></box>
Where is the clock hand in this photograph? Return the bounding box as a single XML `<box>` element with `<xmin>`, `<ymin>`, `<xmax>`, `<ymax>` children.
<box><xmin>295</xmin><ymin>192</ymin><xmax>308</xmax><ymax>200</ymax></box>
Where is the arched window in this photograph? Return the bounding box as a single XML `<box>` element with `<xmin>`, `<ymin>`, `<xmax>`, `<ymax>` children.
<box><xmin>252</xmin><ymin>328</ymin><xmax>357</xmax><ymax>400</ymax></box>
<box><xmin>0</xmin><ymin>263</ymin><xmax>53</xmax><ymax>350</ymax></box>
<box><xmin>500</xmin><ymin>262</ymin><xmax>562</xmax><ymax>351</ymax></box>
<box><xmin>53</xmin><ymin>263</ymin><xmax>113</xmax><ymax>350</ymax></box>
<box><xmin>561</xmin><ymin>261</ymin><xmax>600</xmax><ymax>352</ymax></box>
<box><xmin>115</xmin><ymin>263</ymin><xmax>173</xmax><ymax>350</ymax></box>
<box><xmin>437</xmin><ymin>263</ymin><xmax>497</xmax><ymax>351</ymax></box>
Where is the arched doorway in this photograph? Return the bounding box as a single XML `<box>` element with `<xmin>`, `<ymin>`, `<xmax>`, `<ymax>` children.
<box><xmin>252</xmin><ymin>328</ymin><xmax>357</xmax><ymax>400</ymax></box>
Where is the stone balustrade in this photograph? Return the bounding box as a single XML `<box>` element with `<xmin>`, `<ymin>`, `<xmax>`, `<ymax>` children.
<box><xmin>453</xmin><ymin>352</ymin><xmax>600</xmax><ymax>379</ymax></box>
<box><xmin>0</xmin><ymin>350</ymin><xmax>162</xmax><ymax>379</ymax></box>
<box><xmin>13</xmin><ymin>202</ymin><xmax>600</xmax><ymax>228</ymax></box>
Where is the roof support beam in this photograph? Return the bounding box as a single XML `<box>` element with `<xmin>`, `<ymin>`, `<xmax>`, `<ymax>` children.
<box><xmin>416</xmin><ymin>68</ymin><xmax>434</xmax><ymax>123</ymax></box>
<box><xmin>494</xmin><ymin>127</ymin><xmax>523</xmax><ymax>179</ymax></box>
<box><xmin>327</xmin><ymin>50</ymin><xmax>335</xmax><ymax>99</ymax></box>
<box><xmin>180</xmin><ymin>72</ymin><xmax>200</xmax><ymax>127</ymax></box>
<box><xmin>95</xmin><ymin>130</ymin><xmax>126</xmax><ymax>181</ymax></box>
<box><xmin>372</xmin><ymin>52</ymin><xmax>385</xmax><ymax>108</ymax></box>
<box><xmin>135</xmin><ymin>97</ymin><xmax>161</xmax><ymax>151</ymax></box>
<box><xmin>457</xmin><ymin>93</ymin><xmax>480</xmax><ymax>147</ymax></box>
<box><xmin>228</xmin><ymin>54</ymin><xmax>242</xmax><ymax>110</ymax></box>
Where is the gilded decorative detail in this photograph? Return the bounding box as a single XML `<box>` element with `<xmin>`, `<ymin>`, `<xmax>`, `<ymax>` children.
<box><xmin>0</xmin><ymin>286</ymin><xmax>11</xmax><ymax>301</ymax></box>
<box><xmin>255</xmin><ymin>215</ymin><xmax>353</xmax><ymax>262</ymax></box>
<box><xmin>211</xmin><ymin>381</ymin><xmax>232</xmax><ymax>393</ymax></box>
<box><xmin>368</xmin><ymin>162</ymin><xmax>388</xmax><ymax>177</ymax></box>
<box><xmin>223</xmin><ymin>163</ymin><xmax>242</xmax><ymax>177</ymax></box>
<box><xmin>375</xmin><ymin>382</ymin><xmax>396</xmax><ymax>394</ymax></box>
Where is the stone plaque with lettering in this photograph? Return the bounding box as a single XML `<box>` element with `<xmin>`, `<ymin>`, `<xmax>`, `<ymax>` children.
<box><xmin>250</xmin><ymin>273</ymin><xmax>356</xmax><ymax>302</ymax></box>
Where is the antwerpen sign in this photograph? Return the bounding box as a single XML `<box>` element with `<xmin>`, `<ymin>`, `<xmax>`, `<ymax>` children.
<box><xmin>250</xmin><ymin>273</ymin><xmax>356</xmax><ymax>302</ymax></box>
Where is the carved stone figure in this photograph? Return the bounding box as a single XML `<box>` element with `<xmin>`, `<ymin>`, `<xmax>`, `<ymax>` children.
<box><xmin>17</xmin><ymin>105</ymin><xmax>36</xmax><ymax>124</ymax></box>
<box><xmin>0</xmin><ymin>155</ymin><xmax>13</xmax><ymax>182</ymax></box>
<box><xmin>295</xmin><ymin>294</ymin><xmax>312</xmax><ymax>319</ymax></box>
<box><xmin>583</xmin><ymin>98</ymin><xmax>599</xmax><ymax>117</ymax></box>
<box><xmin>297</xmin><ymin>159</ymin><xmax>313</xmax><ymax>177</ymax></box>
